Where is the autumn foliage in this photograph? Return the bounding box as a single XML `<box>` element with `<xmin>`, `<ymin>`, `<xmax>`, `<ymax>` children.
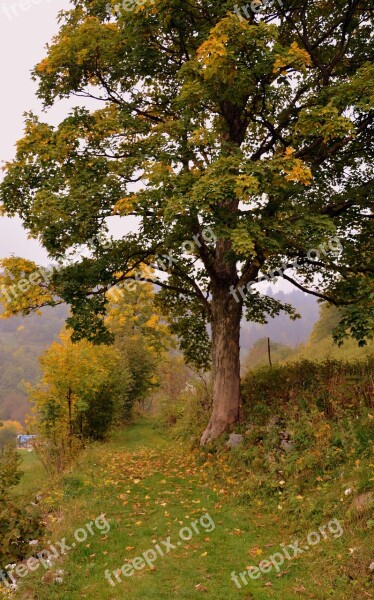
<box><xmin>29</xmin><ymin>282</ymin><xmax>171</xmax><ymax>472</ymax></box>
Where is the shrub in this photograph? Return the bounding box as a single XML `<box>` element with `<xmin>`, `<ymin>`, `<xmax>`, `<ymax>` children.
<box><xmin>242</xmin><ymin>357</ymin><xmax>373</xmax><ymax>419</ymax></box>
<box><xmin>158</xmin><ymin>375</ymin><xmax>212</xmax><ymax>444</ymax></box>
<box><xmin>0</xmin><ymin>446</ymin><xmax>42</xmax><ymax>565</ymax></box>
<box><xmin>230</xmin><ymin>358</ymin><xmax>374</xmax><ymax>512</ymax></box>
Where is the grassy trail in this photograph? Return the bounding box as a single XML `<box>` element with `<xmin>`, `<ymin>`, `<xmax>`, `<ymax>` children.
<box><xmin>14</xmin><ymin>420</ymin><xmax>346</xmax><ymax>600</ymax></box>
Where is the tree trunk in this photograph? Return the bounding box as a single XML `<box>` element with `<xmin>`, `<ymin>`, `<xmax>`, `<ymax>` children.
<box><xmin>200</xmin><ymin>287</ymin><xmax>242</xmax><ymax>445</ymax></box>
<box><xmin>67</xmin><ymin>386</ymin><xmax>73</xmax><ymax>451</ymax></box>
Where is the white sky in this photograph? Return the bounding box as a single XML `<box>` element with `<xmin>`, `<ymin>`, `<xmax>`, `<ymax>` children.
<box><xmin>0</xmin><ymin>0</ymin><xmax>73</xmax><ymax>263</ymax></box>
<box><xmin>0</xmin><ymin>0</ymin><xmax>144</xmax><ymax>265</ymax></box>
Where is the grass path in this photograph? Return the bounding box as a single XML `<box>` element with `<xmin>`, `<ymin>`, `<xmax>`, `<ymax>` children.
<box><xmin>15</xmin><ymin>450</ymin><xmax>45</xmax><ymax>499</ymax></box>
<box><xmin>14</xmin><ymin>420</ymin><xmax>345</xmax><ymax>600</ymax></box>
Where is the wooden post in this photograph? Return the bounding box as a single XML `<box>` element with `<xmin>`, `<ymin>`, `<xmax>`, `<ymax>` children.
<box><xmin>267</xmin><ymin>337</ymin><xmax>272</xmax><ymax>368</ymax></box>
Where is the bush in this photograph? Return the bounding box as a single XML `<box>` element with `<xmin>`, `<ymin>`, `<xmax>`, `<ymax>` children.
<box><xmin>242</xmin><ymin>357</ymin><xmax>374</xmax><ymax>420</ymax></box>
<box><xmin>228</xmin><ymin>358</ymin><xmax>374</xmax><ymax>512</ymax></box>
<box><xmin>0</xmin><ymin>446</ymin><xmax>43</xmax><ymax>565</ymax></box>
<box><xmin>157</xmin><ymin>367</ymin><xmax>212</xmax><ymax>444</ymax></box>
<box><xmin>162</xmin><ymin>357</ymin><xmax>373</xmax><ymax>517</ymax></box>
<box><xmin>0</xmin><ymin>421</ymin><xmax>23</xmax><ymax>452</ymax></box>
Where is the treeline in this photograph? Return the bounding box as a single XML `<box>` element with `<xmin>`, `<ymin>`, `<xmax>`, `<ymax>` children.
<box><xmin>243</xmin><ymin>304</ymin><xmax>374</xmax><ymax>371</ymax></box>
<box><xmin>240</xmin><ymin>288</ymin><xmax>319</xmax><ymax>354</ymax></box>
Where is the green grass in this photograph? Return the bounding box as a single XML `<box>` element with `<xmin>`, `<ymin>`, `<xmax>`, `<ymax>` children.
<box><xmin>15</xmin><ymin>449</ymin><xmax>46</xmax><ymax>499</ymax></box>
<box><xmin>7</xmin><ymin>419</ymin><xmax>372</xmax><ymax>600</ymax></box>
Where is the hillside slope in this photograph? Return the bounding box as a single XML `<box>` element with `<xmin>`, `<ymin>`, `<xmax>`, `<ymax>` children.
<box><xmin>0</xmin><ymin>305</ymin><xmax>68</xmax><ymax>422</ymax></box>
<box><xmin>244</xmin><ymin>304</ymin><xmax>373</xmax><ymax>371</ymax></box>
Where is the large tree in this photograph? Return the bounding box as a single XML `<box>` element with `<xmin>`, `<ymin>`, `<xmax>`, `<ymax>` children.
<box><xmin>0</xmin><ymin>0</ymin><xmax>373</xmax><ymax>443</ymax></box>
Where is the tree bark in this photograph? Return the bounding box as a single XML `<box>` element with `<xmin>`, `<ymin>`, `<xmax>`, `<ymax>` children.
<box><xmin>200</xmin><ymin>287</ymin><xmax>242</xmax><ymax>445</ymax></box>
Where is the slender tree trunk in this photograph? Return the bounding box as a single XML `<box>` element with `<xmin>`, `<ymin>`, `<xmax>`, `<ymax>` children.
<box><xmin>200</xmin><ymin>287</ymin><xmax>242</xmax><ymax>445</ymax></box>
<box><xmin>267</xmin><ymin>337</ymin><xmax>272</xmax><ymax>368</ymax></box>
<box><xmin>67</xmin><ymin>386</ymin><xmax>73</xmax><ymax>452</ymax></box>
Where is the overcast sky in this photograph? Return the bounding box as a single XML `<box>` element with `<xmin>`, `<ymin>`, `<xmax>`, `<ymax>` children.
<box><xmin>0</xmin><ymin>0</ymin><xmax>143</xmax><ymax>266</ymax></box>
<box><xmin>0</xmin><ymin>0</ymin><xmax>73</xmax><ymax>263</ymax></box>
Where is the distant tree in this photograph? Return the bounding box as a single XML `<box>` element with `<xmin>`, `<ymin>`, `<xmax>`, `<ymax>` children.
<box><xmin>292</xmin><ymin>303</ymin><xmax>374</xmax><ymax>362</ymax></box>
<box><xmin>107</xmin><ymin>280</ymin><xmax>172</xmax><ymax>408</ymax></box>
<box><xmin>0</xmin><ymin>1</ymin><xmax>373</xmax><ymax>443</ymax></box>
<box><xmin>0</xmin><ymin>420</ymin><xmax>23</xmax><ymax>451</ymax></box>
<box><xmin>0</xmin><ymin>420</ymin><xmax>23</xmax><ymax>435</ymax></box>
<box><xmin>309</xmin><ymin>304</ymin><xmax>342</xmax><ymax>344</ymax></box>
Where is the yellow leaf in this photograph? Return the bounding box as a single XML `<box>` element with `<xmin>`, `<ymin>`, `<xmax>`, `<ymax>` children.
<box><xmin>285</xmin><ymin>147</ymin><xmax>295</xmax><ymax>156</ymax></box>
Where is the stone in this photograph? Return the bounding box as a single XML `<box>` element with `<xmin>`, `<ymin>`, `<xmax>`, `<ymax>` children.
<box><xmin>226</xmin><ymin>433</ymin><xmax>244</xmax><ymax>448</ymax></box>
<box><xmin>267</xmin><ymin>416</ymin><xmax>280</xmax><ymax>429</ymax></box>
<box><xmin>280</xmin><ymin>429</ymin><xmax>291</xmax><ymax>439</ymax></box>
<box><xmin>350</xmin><ymin>492</ymin><xmax>374</xmax><ymax>514</ymax></box>
<box><xmin>280</xmin><ymin>439</ymin><xmax>294</xmax><ymax>453</ymax></box>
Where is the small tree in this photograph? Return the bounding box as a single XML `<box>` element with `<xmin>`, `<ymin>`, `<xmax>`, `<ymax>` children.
<box><xmin>107</xmin><ymin>280</ymin><xmax>172</xmax><ymax>409</ymax></box>
<box><xmin>29</xmin><ymin>329</ymin><xmax>121</xmax><ymax>465</ymax></box>
<box><xmin>0</xmin><ymin>420</ymin><xmax>23</xmax><ymax>451</ymax></box>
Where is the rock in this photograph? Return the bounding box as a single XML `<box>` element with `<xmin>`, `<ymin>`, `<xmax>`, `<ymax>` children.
<box><xmin>279</xmin><ymin>429</ymin><xmax>294</xmax><ymax>453</ymax></box>
<box><xmin>280</xmin><ymin>439</ymin><xmax>294</xmax><ymax>453</ymax></box>
<box><xmin>350</xmin><ymin>492</ymin><xmax>374</xmax><ymax>514</ymax></box>
<box><xmin>226</xmin><ymin>433</ymin><xmax>244</xmax><ymax>449</ymax></box>
<box><xmin>280</xmin><ymin>429</ymin><xmax>291</xmax><ymax>440</ymax></box>
<box><xmin>267</xmin><ymin>416</ymin><xmax>280</xmax><ymax>429</ymax></box>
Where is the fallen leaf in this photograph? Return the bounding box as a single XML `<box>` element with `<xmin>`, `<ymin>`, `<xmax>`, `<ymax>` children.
<box><xmin>195</xmin><ymin>583</ymin><xmax>208</xmax><ymax>592</ymax></box>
